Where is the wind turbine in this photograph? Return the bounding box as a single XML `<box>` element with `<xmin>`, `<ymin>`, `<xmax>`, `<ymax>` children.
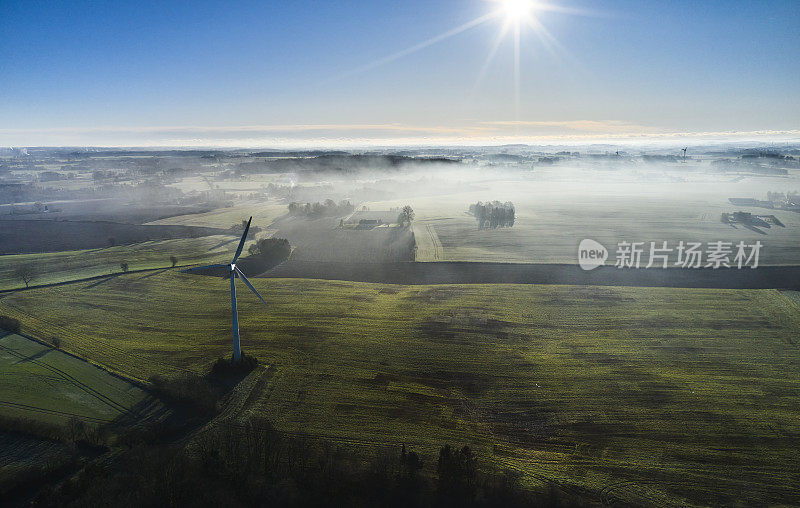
<box><xmin>182</xmin><ymin>216</ymin><xmax>267</xmax><ymax>363</ymax></box>
<box><xmin>681</xmin><ymin>147</ymin><xmax>688</xmax><ymax>162</ymax></box>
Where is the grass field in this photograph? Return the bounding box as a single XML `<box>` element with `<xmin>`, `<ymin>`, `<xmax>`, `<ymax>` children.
<box><xmin>0</xmin><ymin>235</ymin><xmax>238</xmax><ymax>290</ymax></box>
<box><xmin>145</xmin><ymin>200</ymin><xmax>287</xmax><ymax>229</ymax></box>
<box><xmin>1</xmin><ymin>272</ymin><xmax>798</xmax><ymax>505</ymax></box>
<box><xmin>0</xmin><ymin>332</ymin><xmax>149</xmax><ymax>425</ymax></box>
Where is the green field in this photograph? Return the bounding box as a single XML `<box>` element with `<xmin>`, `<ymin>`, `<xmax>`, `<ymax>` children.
<box><xmin>0</xmin><ymin>332</ymin><xmax>149</xmax><ymax>425</ymax></box>
<box><xmin>1</xmin><ymin>272</ymin><xmax>798</xmax><ymax>505</ymax></box>
<box><xmin>0</xmin><ymin>235</ymin><xmax>238</xmax><ymax>290</ymax></box>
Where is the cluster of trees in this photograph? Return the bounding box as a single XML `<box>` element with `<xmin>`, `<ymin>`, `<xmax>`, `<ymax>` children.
<box><xmin>247</xmin><ymin>238</ymin><xmax>291</xmax><ymax>265</ymax></box>
<box><xmin>230</xmin><ymin>219</ymin><xmax>262</xmax><ymax>235</ymax></box>
<box><xmin>288</xmin><ymin>199</ymin><xmax>354</xmax><ymax>218</ymax></box>
<box><xmin>469</xmin><ymin>201</ymin><xmax>515</xmax><ymax>229</ymax></box>
<box><xmin>767</xmin><ymin>191</ymin><xmax>799</xmax><ymax>203</ymax></box>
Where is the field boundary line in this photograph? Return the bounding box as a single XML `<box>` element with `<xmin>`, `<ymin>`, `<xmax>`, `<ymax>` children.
<box><xmin>0</xmin><ymin>399</ymin><xmax>114</xmax><ymax>424</ymax></box>
<box><xmin>0</xmin><ymin>264</ymin><xmax>200</xmax><ymax>294</ymax></box>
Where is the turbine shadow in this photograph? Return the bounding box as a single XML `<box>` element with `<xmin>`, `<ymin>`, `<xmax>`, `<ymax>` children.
<box><xmin>741</xmin><ymin>223</ymin><xmax>768</xmax><ymax>235</ymax></box>
<box><xmin>138</xmin><ymin>268</ymin><xmax>169</xmax><ymax>280</ymax></box>
<box><xmin>84</xmin><ymin>274</ymin><xmax>119</xmax><ymax>289</ymax></box>
<box><xmin>13</xmin><ymin>348</ymin><xmax>50</xmax><ymax>364</ymax></box>
<box><xmin>210</xmin><ymin>238</ymin><xmax>238</xmax><ymax>250</ymax></box>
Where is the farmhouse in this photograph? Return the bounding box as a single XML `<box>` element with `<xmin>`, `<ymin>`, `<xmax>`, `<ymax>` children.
<box><xmin>356</xmin><ymin>219</ymin><xmax>381</xmax><ymax>230</ymax></box>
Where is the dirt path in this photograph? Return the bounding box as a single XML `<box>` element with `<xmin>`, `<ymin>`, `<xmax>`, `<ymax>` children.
<box><xmin>412</xmin><ymin>223</ymin><xmax>443</xmax><ymax>261</ymax></box>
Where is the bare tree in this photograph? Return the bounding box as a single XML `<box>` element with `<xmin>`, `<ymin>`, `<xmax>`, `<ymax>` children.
<box><xmin>13</xmin><ymin>264</ymin><xmax>36</xmax><ymax>288</ymax></box>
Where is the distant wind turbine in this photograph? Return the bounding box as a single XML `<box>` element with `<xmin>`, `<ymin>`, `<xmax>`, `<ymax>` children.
<box><xmin>182</xmin><ymin>217</ymin><xmax>266</xmax><ymax>363</ymax></box>
<box><xmin>681</xmin><ymin>147</ymin><xmax>688</xmax><ymax>162</ymax></box>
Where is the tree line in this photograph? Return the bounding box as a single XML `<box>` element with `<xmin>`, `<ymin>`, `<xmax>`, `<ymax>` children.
<box><xmin>468</xmin><ymin>201</ymin><xmax>515</xmax><ymax>229</ymax></box>
<box><xmin>288</xmin><ymin>199</ymin><xmax>355</xmax><ymax>218</ymax></box>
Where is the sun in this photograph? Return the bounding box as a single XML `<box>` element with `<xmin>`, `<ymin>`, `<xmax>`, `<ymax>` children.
<box><xmin>500</xmin><ymin>0</ymin><xmax>536</xmax><ymax>22</ymax></box>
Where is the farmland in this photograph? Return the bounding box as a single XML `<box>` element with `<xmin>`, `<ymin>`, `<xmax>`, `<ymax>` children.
<box><xmin>0</xmin><ymin>219</ymin><xmax>226</xmax><ymax>255</ymax></box>
<box><xmin>145</xmin><ymin>200</ymin><xmax>287</xmax><ymax>229</ymax></box>
<box><xmin>2</xmin><ymin>149</ymin><xmax>800</xmax><ymax>504</ymax></box>
<box><xmin>0</xmin><ymin>235</ymin><xmax>239</xmax><ymax>290</ymax></box>
<box><xmin>1</xmin><ymin>272</ymin><xmax>798</xmax><ymax>505</ymax></box>
<box><xmin>272</xmin><ymin>216</ymin><xmax>415</xmax><ymax>263</ymax></box>
<box><xmin>426</xmin><ymin>196</ymin><xmax>800</xmax><ymax>265</ymax></box>
<box><xmin>0</xmin><ymin>332</ymin><xmax>150</xmax><ymax>425</ymax></box>
<box><xmin>367</xmin><ymin>176</ymin><xmax>800</xmax><ymax>266</ymax></box>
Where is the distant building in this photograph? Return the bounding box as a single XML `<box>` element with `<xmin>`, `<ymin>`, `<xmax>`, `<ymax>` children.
<box><xmin>356</xmin><ymin>219</ymin><xmax>379</xmax><ymax>230</ymax></box>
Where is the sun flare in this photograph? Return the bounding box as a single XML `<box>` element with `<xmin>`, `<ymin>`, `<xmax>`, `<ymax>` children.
<box><xmin>500</xmin><ymin>0</ymin><xmax>536</xmax><ymax>22</ymax></box>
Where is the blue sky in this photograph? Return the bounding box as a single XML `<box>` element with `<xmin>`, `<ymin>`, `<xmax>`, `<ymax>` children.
<box><xmin>1</xmin><ymin>0</ymin><xmax>798</xmax><ymax>146</ymax></box>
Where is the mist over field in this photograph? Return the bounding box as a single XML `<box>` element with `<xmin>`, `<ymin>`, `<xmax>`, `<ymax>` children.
<box><xmin>1</xmin><ymin>141</ymin><xmax>799</xmax><ymax>506</ymax></box>
<box><xmin>2</xmin><ymin>143</ymin><xmax>799</xmax><ymax>268</ymax></box>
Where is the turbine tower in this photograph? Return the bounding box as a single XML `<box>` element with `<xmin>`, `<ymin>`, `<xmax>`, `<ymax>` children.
<box><xmin>681</xmin><ymin>147</ymin><xmax>688</xmax><ymax>162</ymax></box>
<box><xmin>182</xmin><ymin>217</ymin><xmax>267</xmax><ymax>363</ymax></box>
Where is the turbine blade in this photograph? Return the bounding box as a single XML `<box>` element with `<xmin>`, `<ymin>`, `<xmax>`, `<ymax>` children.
<box><xmin>232</xmin><ymin>216</ymin><xmax>252</xmax><ymax>263</ymax></box>
<box><xmin>235</xmin><ymin>267</ymin><xmax>268</xmax><ymax>308</ymax></box>
<box><xmin>181</xmin><ymin>264</ymin><xmax>227</xmax><ymax>274</ymax></box>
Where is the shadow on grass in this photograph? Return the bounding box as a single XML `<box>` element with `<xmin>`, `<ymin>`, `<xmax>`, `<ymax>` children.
<box><xmin>137</xmin><ymin>268</ymin><xmax>169</xmax><ymax>280</ymax></box>
<box><xmin>83</xmin><ymin>274</ymin><xmax>119</xmax><ymax>289</ymax></box>
<box><xmin>210</xmin><ymin>237</ymin><xmax>238</xmax><ymax>250</ymax></box>
<box><xmin>13</xmin><ymin>347</ymin><xmax>50</xmax><ymax>365</ymax></box>
<box><xmin>147</xmin><ymin>352</ymin><xmax>259</xmax><ymax>417</ymax></box>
